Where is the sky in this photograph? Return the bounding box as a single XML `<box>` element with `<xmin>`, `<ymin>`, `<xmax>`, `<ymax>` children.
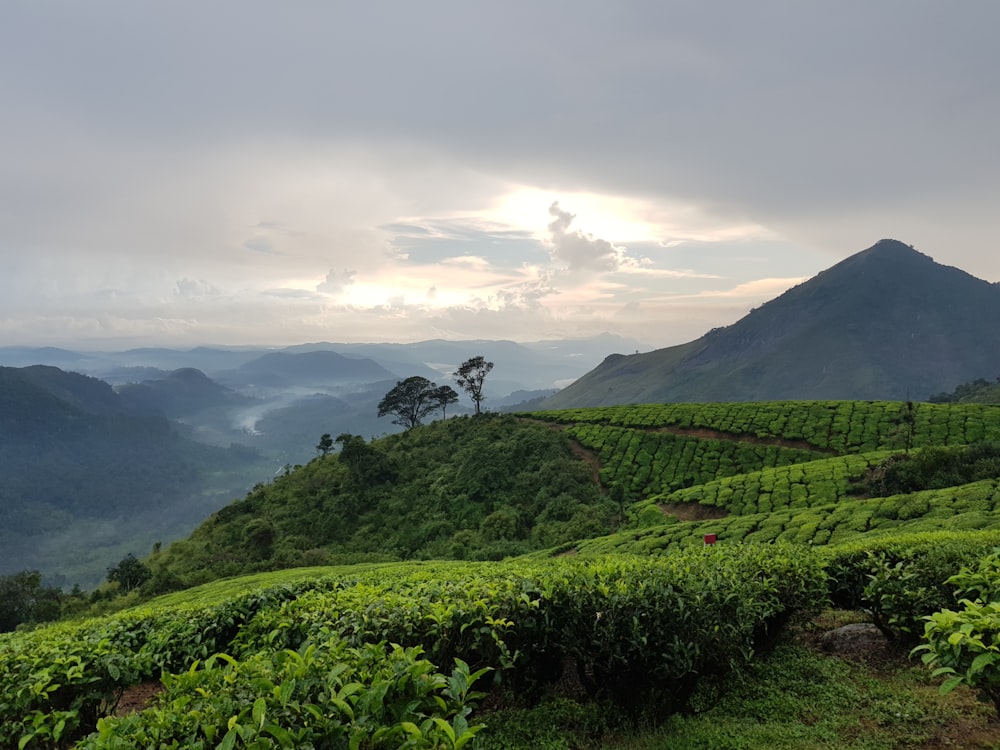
<box><xmin>2</xmin><ymin>1</ymin><xmax>999</xmax><ymax>352</ymax></box>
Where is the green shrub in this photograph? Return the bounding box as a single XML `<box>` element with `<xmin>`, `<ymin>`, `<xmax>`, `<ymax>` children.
<box><xmin>914</xmin><ymin>600</ymin><xmax>1000</xmax><ymax>717</ymax></box>
<box><xmin>825</xmin><ymin>531</ymin><xmax>1000</xmax><ymax>642</ymax></box>
<box><xmin>1</xmin><ymin>550</ymin><xmax>828</xmax><ymax>745</ymax></box>
<box><xmin>77</xmin><ymin>639</ymin><xmax>489</xmax><ymax>750</ymax></box>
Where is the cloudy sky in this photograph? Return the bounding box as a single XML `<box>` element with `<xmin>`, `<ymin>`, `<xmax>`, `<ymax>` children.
<box><xmin>2</xmin><ymin>2</ymin><xmax>998</xmax><ymax>351</ymax></box>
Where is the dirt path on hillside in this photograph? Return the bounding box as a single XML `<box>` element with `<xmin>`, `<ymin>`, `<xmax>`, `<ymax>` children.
<box><xmin>519</xmin><ymin>416</ymin><xmax>829</xmax><ymax>518</ymax></box>
<box><xmin>647</xmin><ymin>424</ymin><xmax>836</xmax><ymax>454</ymax></box>
<box><xmin>657</xmin><ymin>501</ymin><xmax>728</xmax><ymax>521</ymax></box>
<box><xmin>520</xmin><ymin>416</ymin><xmax>835</xmax><ymax>455</ymax></box>
<box><xmin>567</xmin><ymin>440</ymin><xmax>603</xmax><ymax>486</ymax></box>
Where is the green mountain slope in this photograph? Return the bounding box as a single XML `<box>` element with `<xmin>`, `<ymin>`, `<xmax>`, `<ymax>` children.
<box><xmin>526</xmin><ymin>401</ymin><xmax>1000</xmax><ymax>555</ymax></box>
<box><xmin>544</xmin><ymin>240</ymin><xmax>1000</xmax><ymax>407</ymax></box>
<box><xmin>149</xmin><ymin>398</ymin><xmax>1000</xmax><ymax>593</ymax></box>
<box><xmin>152</xmin><ymin>415</ymin><xmax>617</xmax><ymax>587</ymax></box>
<box><xmin>12</xmin><ymin>397</ymin><xmax>1000</xmax><ymax>747</ymax></box>
<box><xmin>0</xmin><ymin>366</ymin><xmax>268</xmax><ymax>587</ymax></box>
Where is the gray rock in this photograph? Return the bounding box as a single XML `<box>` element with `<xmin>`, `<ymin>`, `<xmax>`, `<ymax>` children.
<box><xmin>821</xmin><ymin>623</ymin><xmax>887</xmax><ymax>654</ymax></box>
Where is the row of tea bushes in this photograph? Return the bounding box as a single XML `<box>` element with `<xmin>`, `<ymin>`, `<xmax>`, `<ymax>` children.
<box><xmin>533</xmin><ymin>401</ymin><xmax>1000</xmax><ymax>454</ymax></box>
<box><xmin>566</xmin><ymin>423</ymin><xmax>825</xmax><ymax>496</ymax></box>
<box><xmin>1</xmin><ymin>547</ymin><xmax>827</xmax><ymax>748</ymax></box>
<box><xmin>573</xmin><ymin>480</ymin><xmax>1000</xmax><ymax>554</ymax></box>
<box><xmin>640</xmin><ymin>451</ymin><xmax>891</xmax><ymax>515</ymax></box>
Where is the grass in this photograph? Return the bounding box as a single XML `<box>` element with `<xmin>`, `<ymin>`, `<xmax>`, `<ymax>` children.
<box><xmin>476</xmin><ymin>612</ymin><xmax>1000</xmax><ymax>750</ymax></box>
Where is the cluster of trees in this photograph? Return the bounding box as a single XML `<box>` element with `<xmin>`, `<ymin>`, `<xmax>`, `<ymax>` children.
<box><xmin>929</xmin><ymin>377</ymin><xmax>1000</xmax><ymax>404</ymax></box>
<box><xmin>856</xmin><ymin>442</ymin><xmax>1000</xmax><ymax>498</ymax></box>
<box><xmin>0</xmin><ymin>571</ymin><xmax>64</xmax><ymax>632</ymax></box>
<box><xmin>377</xmin><ymin>355</ymin><xmax>493</xmax><ymax>430</ymax></box>
<box><xmin>147</xmin><ymin>414</ymin><xmax>618</xmax><ymax>587</ymax></box>
<box><xmin>0</xmin><ymin>553</ymin><xmax>156</xmax><ymax>632</ymax></box>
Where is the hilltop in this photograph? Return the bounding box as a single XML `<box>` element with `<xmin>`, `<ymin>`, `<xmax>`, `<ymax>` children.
<box><xmin>149</xmin><ymin>415</ymin><xmax>616</xmax><ymax>588</ymax></box>
<box><xmin>543</xmin><ymin>240</ymin><xmax>1000</xmax><ymax>407</ymax></box>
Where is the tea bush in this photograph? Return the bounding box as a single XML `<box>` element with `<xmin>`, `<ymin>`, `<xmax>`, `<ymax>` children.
<box><xmin>824</xmin><ymin>530</ymin><xmax>1000</xmax><ymax>642</ymax></box>
<box><xmin>1</xmin><ymin>548</ymin><xmax>828</xmax><ymax>748</ymax></box>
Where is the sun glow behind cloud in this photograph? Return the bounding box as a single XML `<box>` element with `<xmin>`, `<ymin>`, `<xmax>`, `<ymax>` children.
<box><xmin>485</xmin><ymin>186</ymin><xmax>775</xmax><ymax>246</ymax></box>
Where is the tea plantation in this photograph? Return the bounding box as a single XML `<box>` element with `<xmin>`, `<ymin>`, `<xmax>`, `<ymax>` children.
<box><xmin>6</xmin><ymin>399</ymin><xmax>1000</xmax><ymax>748</ymax></box>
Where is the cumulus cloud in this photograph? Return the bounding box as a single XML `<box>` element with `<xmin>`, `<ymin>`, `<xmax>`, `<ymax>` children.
<box><xmin>546</xmin><ymin>202</ymin><xmax>622</xmax><ymax>272</ymax></box>
<box><xmin>317</xmin><ymin>269</ymin><xmax>357</xmax><ymax>295</ymax></box>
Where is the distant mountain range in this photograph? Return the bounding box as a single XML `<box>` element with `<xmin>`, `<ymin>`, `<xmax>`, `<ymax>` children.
<box><xmin>543</xmin><ymin>240</ymin><xmax>1000</xmax><ymax>408</ymax></box>
<box><xmin>0</xmin><ymin>335</ymin><xmax>645</xmax><ymax>465</ymax></box>
<box><xmin>0</xmin><ymin>366</ymin><xmax>267</xmax><ymax>587</ymax></box>
<box><xmin>0</xmin><ymin>335</ymin><xmax>643</xmax><ymax>585</ymax></box>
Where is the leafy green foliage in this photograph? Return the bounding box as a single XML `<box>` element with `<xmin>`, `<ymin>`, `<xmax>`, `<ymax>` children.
<box><xmin>568</xmin><ymin>485</ymin><xmax>1000</xmax><ymax>558</ymax></box>
<box><xmin>567</xmin><ymin>423</ymin><xmax>826</xmax><ymax>498</ymax></box>
<box><xmin>79</xmin><ymin>642</ymin><xmax>489</xmax><ymax>750</ymax></box>
<box><xmin>0</xmin><ymin>548</ymin><xmax>827</xmax><ymax>748</ymax></box>
<box><xmin>0</xmin><ymin>571</ymin><xmax>63</xmax><ymax>633</ymax></box>
<box><xmin>533</xmin><ymin>400</ymin><xmax>1000</xmax><ymax>453</ymax></box>
<box><xmin>823</xmin><ymin>532</ymin><xmax>1000</xmax><ymax>643</ymax></box>
<box><xmin>913</xmin><ymin>549</ymin><xmax>1000</xmax><ymax>715</ymax></box>
<box><xmin>315</xmin><ymin>432</ymin><xmax>333</xmax><ymax>456</ymax></box>
<box><xmin>857</xmin><ymin>443</ymin><xmax>1000</xmax><ymax>497</ymax></box>
<box><xmin>914</xmin><ymin>600</ymin><xmax>1000</xmax><ymax>717</ymax></box>
<box><xmin>152</xmin><ymin>415</ymin><xmax>616</xmax><ymax>587</ymax></box>
<box><xmin>377</xmin><ymin>375</ymin><xmax>444</xmax><ymax>430</ymax></box>
<box><xmin>930</xmin><ymin>376</ymin><xmax>1000</xmax><ymax>405</ymax></box>
<box><xmin>106</xmin><ymin>554</ymin><xmax>152</xmax><ymax>594</ymax></box>
<box><xmin>633</xmin><ymin>451</ymin><xmax>890</xmax><ymax>518</ymax></box>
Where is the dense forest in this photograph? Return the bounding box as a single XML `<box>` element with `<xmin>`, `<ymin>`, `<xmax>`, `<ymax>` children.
<box><xmin>929</xmin><ymin>376</ymin><xmax>1000</xmax><ymax>404</ymax></box>
<box><xmin>148</xmin><ymin>415</ymin><xmax>617</xmax><ymax>589</ymax></box>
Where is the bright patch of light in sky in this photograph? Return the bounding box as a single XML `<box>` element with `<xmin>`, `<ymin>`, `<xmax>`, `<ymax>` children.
<box><xmin>488</xmin><ymin>187</ymin><xmax>663</xmax><ymax>243</ymax></box>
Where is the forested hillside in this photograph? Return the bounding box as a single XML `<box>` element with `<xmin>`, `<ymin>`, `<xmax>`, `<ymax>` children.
<box><xmin>0</xmin><ymin>366</ymin><xmax>269</xmax><ymax>586</ymax></box>
<box><xmin>930</xmin><ymin>376</ymin><xmax>1000</xmax><ymax>404</ymax></box>
<box><xmin>151</xmin><ymin>415</ymin><xmax>616</xmax><ymax>588</ymax></box>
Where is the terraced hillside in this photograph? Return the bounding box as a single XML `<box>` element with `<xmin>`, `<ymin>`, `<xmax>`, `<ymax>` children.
<box><xmin>529</xmin><ymin>400</ymin><xmax>1000</xmax><ymax>553</ymax></box>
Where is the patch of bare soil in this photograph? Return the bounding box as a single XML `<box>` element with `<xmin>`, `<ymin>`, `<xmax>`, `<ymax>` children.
<box><xmin>649</xmin><ymin>424</ymin><xmax>836</xmax><ymax>454</ymax></box>
<box><xmin>113</xmin><ymin>681</ymin><xmax>165</xmax><ymax>716</ymax></box>
<box><xmin>568</xmin><ymin>440</ymin><xmax>603</xmax><ymax>486</ymax></box>
<box><xmin>657</xmin><ymin>501</ymin><xmax>728</xmax><ymax>522</ymax></box>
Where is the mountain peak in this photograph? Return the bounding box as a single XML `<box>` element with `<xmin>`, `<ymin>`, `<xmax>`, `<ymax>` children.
<box><xmin>856</xmin><ymin>239</ymin><xmax>932</xmax><ymax>264</ymax></box>
<box><xmin>544</xmin><ymin>240</ymin><xmax>1000</xmax><ymax>406</ymax></box>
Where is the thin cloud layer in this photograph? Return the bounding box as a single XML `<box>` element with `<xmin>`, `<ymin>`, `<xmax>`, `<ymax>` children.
<box><xmin>0</xmin><ymin>2</ymin><xmax>997</xmax><ymax>350</ymax></box>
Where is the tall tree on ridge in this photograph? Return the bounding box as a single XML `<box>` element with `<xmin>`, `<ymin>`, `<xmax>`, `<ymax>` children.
<box><xmin>377</xmin><ymin>376</ymin><xmax>439</xmax><ymax>430</ymax></box>
<box><xmin>454</xmin><ymin>356</ymin><xmax>494</xmax><ymax>415</ymax></box>
<box><xmin>431</xmin><ymin>384</ymin><xmax>459</xmax><ymax>419</ymax></box>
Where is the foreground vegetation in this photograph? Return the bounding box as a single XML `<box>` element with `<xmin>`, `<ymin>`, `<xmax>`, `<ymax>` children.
<box><xmin>9</xmin><ymin>397</ymin><xmax>1000</xmax><ymax>746</ymax></box>
<box><xmin>2</xmin><ymin>546</ymin><xmax>826</xmax><ymax>748</ymax></box>
<box><xmin>7</xmin><ymin>532</ymin><xmax>1000</xmax><ymax>748</ymax></box>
